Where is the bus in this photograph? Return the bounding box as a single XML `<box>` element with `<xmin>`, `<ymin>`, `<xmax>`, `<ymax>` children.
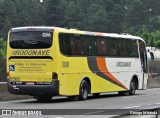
<box><xmin>7</xmin><ymin>27</ymin><xmax>148</xmax><ymax>101</ymax></box>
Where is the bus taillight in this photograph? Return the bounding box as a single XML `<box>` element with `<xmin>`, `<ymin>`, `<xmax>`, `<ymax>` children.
<box><xmin>7</xmin><ymin>72</ymin><xmax>10</xmax><ymax>79</ymax></box>
<box><xmin>52</xmin><ymin>72</ymin><xmax>58</xmax><ymax>81</ymax></box>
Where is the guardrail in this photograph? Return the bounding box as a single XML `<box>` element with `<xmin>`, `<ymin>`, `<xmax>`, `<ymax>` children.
<box><xmin>0</xmin><ymin>82</ymin><xmax>6</xmax><ymax>84</ymax></box>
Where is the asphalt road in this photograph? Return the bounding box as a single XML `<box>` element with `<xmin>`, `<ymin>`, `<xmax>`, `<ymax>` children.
<box><xmin>0</xmin><ymin>88</ymin><xmax>160</xmax><ymax>117</ymax></box>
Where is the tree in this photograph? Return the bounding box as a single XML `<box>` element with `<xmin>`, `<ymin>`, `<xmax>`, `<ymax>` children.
<box><xmin>0</xmin><ymin>0</ymin><xmax>16</xmax><ymax>38</ymax></box>
<box><xmin>150</xmin><ymin>36</ymin><xmax>154</xmax><ymax>47</ymax></box>
<box><xmin>86</xmin><ymin>3</ymin><xmax>108</xmax><ymax>32</ymax></box>
<box><xmin>0</xmin><ymin>17</ymin><xmax>12</xmax><ymax>39</ymax></box>
<box><xmin>0</xmin><ymin>38</ymin><xmax>6</xmax><ymax>62</ymax></box>
<box><xmin>64</xmin><ymin>1</ymin><xmax>79</xmax><ymax>28</ymax></box>
<box><xmin>126</xmin><ymin>0</ymin><xmax>146</xmax><ymax>33</ymax></box>
<box><xmin>18</xmin><ymin>10</ymin><xmax>32</xmax><ymax>26</ymax></box>
<box><xmin>108</xmin><ymin>4</ymin><xmax>125</xmax><ymax>33</ymax></box>
<box><xmin>0</xmin><ymin>38</ymin><xmax>6</xmax><ymax>82</ymax></box>
<box><xmin>47</xmin><ymin>0</ymin><xmax>62</xmax><ymax>26</ymax></box>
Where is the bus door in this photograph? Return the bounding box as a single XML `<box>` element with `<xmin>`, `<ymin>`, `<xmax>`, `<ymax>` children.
<box><xmin>139</xmin><ymin>40</ymin><xmax>148</xmax><ymax>89</ymax></box>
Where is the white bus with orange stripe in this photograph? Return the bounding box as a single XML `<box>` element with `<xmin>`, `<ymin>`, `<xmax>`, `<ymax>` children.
<box><xmin>7</xmin><ymin>27</ymin><xmax>148</xmax><ymax>101</ymax></box>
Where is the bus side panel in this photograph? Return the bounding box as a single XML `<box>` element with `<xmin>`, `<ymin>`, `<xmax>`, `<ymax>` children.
<box><xmin>59</xmin><ymin>56</ymin><xmax>127</xmax><ymax>96</ymax></box>
<box><xmin>105</xmin><ymin>58</ymin><xmax>142</xmax><ymax>89</ymax></box>
<box><xmin>67</xmin><ymin>73</ymin><xmax>83</xmax><ymax>95</ymax></box>
<box><xmin>67</xmin><ymin>72</ymin><xmax>126</xmax><ymax>96</ymax></box>
<box><xmin>59</xmin><ymin>74</ymin><xmax>69</xmax><ymax>95</ymax></box>
<box><xmin>142</xmin><ymin>73</ymin><xmax>148</xmax><ymax>89</ymax></box>
<box><xmin>87</xmin><ymin>57</ymin><xmax>128</xmax><ymax>92</ymax></box>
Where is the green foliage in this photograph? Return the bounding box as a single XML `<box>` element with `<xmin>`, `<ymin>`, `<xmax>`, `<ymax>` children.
<box><xmin>86</xmin><ymin>3</ymin><xmax>108</xmax><ymax>32</ymax></box>
<box><xmin>0</xmin><ymin>38</ymin><xmax>6</xmax><ymax>81</ymax></box>
<box><xmin>0</xmin><ymin>38</ymin><xmax>6</xmax><ymax>60</ymax></box>
<box><xmin>136</xmin><ymin>27</ymin><xmax>160</xmax><ymax>47</ymax></box>
<box><xmin>0</xmin><ymin>0</ymin><xmax>160</xmax><ymax>47</ymax></box>
<box><xmin>64</xmin><ymin>1</ymin><xmax>78</xmax><ymax>28</ymax></box>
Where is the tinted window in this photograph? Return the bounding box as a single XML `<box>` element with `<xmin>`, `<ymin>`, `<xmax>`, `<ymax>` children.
<box><xmin>10</xmin><ymin>31</ymin><xmax>53</xmax><ymax>49</ymax></box>
<box><xmin>59</xmin><ymin>34</ymin><xmax>96</xmax><ymax>56</ymax></box>
<box><xmin>59</xmin><ymin>34</ymin><xmax>71</xmax><ymax>55</ymax></box>
<box><xmin>59</xmin><ymin>33</ymin><xmax>139</xmax><ymax>58</ymax></box>
<box><xmin>129</xmin><ymin>40</ymin><xmax>139</xmax><ymax>57</ymax></box>
<box><xmin>139</xmin><ymin>40</ymin><xmax>146</xmax><ymax>53</ymax></box>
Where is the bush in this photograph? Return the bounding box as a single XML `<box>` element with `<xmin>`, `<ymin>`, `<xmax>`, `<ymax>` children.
<box><xmin>0</xmin><ymin>59</ymin><xmax>6</xmax><ymax>82</ymax></box>
<box><xmin>0</xmin><ymin>38</ymin><xmax>7</xmax><ymax>82</ymax></box>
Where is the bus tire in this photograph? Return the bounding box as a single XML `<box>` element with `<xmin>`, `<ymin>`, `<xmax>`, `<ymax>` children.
<box><xmin>79</xmin><ymin>80</ymin><xmax>89</xmax><ymax>100</ymax></box>
<box><xmin>35</xmin><ymin>96</ymin><xmax>52</xmax><ymax>102</ymax></box>
<box><xmin>129</xmin><ymin>79</ymin><xmax>136</xmax><ymax>95</ymax></box>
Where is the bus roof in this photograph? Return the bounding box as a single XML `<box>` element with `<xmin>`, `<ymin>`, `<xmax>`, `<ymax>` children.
<box><xmin>10</xmin><ymin>26</ymin><xmax>144</xmax><ymax>41</ymax></box>
<box><xmin>10</xmin><ymin>26</ymin><xmax>64</xmax><ymax>32</ymax></box>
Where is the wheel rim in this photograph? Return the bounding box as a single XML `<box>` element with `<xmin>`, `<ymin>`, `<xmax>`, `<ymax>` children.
<box><xmin>81</xmin><ymin>82</ymin><xmax>88</xmax><ymax>99</ymax></box>
<box><xmin>82</xmin><ymin>85</ymin><xmax>87</xmax><ymax>98</ymax></box>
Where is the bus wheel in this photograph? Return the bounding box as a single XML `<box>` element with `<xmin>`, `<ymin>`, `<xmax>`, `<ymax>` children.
<box><xmin>79</xmin><ymin>80</ymin><xmax>89</xmax><ymax>100</ymax></box>
<box><xmin>35</xmin><ymin>96</ymin><xmax>52</xmax><ymax>102</ymax></box>
<box><xmin>129</xmin><ymin>79</ymin><xmax>136</xmax><ymax>95</ymax></box>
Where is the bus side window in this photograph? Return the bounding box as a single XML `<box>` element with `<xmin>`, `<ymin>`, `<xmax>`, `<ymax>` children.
<box><xmin>81</xmin><ymin>37</ymin><xmax>89</xmax><ymax>56</ymax></box>
<box><xmin>101</xmin><ymin>40</ymin><xmax>107</xmax><ymax>56</ymax></box>
<box><xmin>129</xmin><ymin>40</ymin><xmax>138</xmax><ymax>57</ymax></box>
<box><xmin>71</xmin><ymin>36</ymin><xmax>83</xmax><ymax>55</ymax></box>
<box><xmin>96</xmin><ymin>40</ymin><xmax>107</xmax><ymax>56</ymax></box>
<box><xmin>121</xmin><ymin>41</ymin><xmax>127</xmax><ymax>57</ymax></box>
<box><xmin>89</xmin><ymin>37</ymin><xmax>96</xmax><ymax>56</ymax></box>
<box><xmin>59</xmin><ymin>34</ymin><xmax>71</xmax><ymax>55</ymax></box>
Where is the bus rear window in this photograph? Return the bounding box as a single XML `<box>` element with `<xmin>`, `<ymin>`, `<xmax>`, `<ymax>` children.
<box><xmin>10</xmin><ymin>31</ymin><xmax>53</xmax><ymax>49</ymax></box>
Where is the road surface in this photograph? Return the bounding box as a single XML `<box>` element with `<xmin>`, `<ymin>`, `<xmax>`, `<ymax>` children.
<box><xmin>0</xmin><ymin>88</ymin><xmax>160</xmax><ymax>117</ymax></box>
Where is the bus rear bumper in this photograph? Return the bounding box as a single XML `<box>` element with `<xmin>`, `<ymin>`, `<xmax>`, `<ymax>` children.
<box><xmin>7</xmin><ymin>81</ymin><xmax>59</xmax><ymax>96</ymax></box>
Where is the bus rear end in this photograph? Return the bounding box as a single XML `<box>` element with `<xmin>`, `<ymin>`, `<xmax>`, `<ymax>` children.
<box><xmin>6</xmin><ymin>27</ymin><xmax>59</xmax><ymax>99</ymax></box>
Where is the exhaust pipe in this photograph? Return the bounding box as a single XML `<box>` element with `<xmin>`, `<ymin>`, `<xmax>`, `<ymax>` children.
<box><xmin>14</xmin><ymin>88</ymin><xmax>19</xmax><ymax>92</ymax></box>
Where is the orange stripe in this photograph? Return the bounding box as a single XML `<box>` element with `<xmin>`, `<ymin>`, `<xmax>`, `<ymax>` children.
<box><xmin>96</xmin><ymin>57</ymin><xmax>127</xmax><ymax>89</ymax></box>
